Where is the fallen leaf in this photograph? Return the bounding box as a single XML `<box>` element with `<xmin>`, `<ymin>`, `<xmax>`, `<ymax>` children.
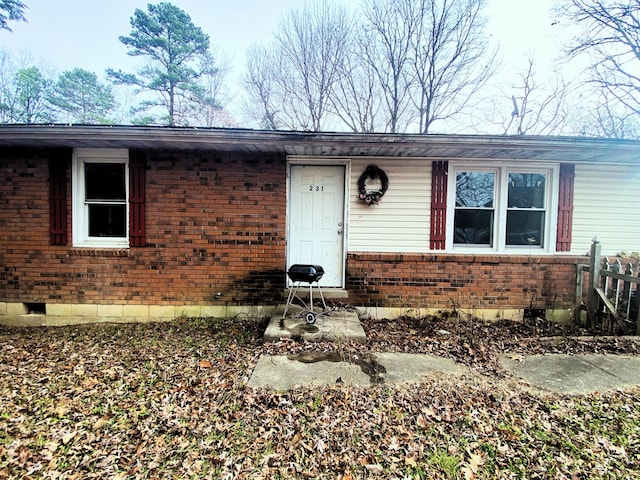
<box><xmin>364</xmin><ymin>464</ymin><xmax>384</xmax><ymax>474</ymax></box>
<box><xmin>387</xmin><ymin>436</ymin><xmax>401</xmax><ymax>451</ymax></box>
<box><xmin>468</xmin><ymin>451</ymin><xmax>485</xmax><ymax>472</ymax></box>
<box><xmin>199</xmin><ymin>360</ymin><xmax>212</xmax><ymax>368</ymax></box>
<box><xmin>18</xmin><ymin>446</ymin><xmax>30</xmax><ymax>465</ymax></box>
<box><xmin>416</xmin><ymin>414</ymin><xmax>428</xmax><ymax>428</ymax></box>
<box><xmin>93</xmin><ymin>416</ymin><xmax>110</xmax><ymax>430</ymax></box>
<box><xmin>461</xmin><ymin>465</ymin><xmax>475</xmax><ymax>480</ymax></box>
<box><xmin>422</xmin><ymin>407</ymin><xmax>437</xmax><ymax>417</ymax></box>
<box><xmin>405</xmin><ymin>456</ymin><xmax>417</xmax><ymax>467</ymax></box>
<box><xmin>81</xmin><ymin>377</ymin><xmax>100</xmax><ymax>389</ymax></box>
<box><xmin>54</xmin><ymin>402</ymin><xmax>70</xmax><ymax>417</ymax></box>
<box><xmin>300</xmin><ymin>441</ymin><xmax>314</xmax><ymax>453</ymax></box>
<box><xmin>62</xmin><ymin>431</ymin><xmax>77</xmax><ymax>445</ymax></box>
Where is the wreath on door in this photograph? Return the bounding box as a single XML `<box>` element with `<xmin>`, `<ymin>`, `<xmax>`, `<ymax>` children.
<box><xmin>358</xmin><ymin>164</ymin><xmax>389</xmax><ymax>205</ymax></box>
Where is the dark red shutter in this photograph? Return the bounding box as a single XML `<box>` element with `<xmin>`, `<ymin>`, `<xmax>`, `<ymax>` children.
<box><xmin>129</xmin><ymin>151</ymin><xmax>146</xmax><ymax>247</ymax></box>
<box><xmin>49</xmin><ymin>149</ymin><xmax>71</xmax><ymax>245</ymax></box>
<box><xmin>556</xmin><ymin>163</ymin><xmax>575</xmax><ymax>252</ymax></box>
<box><xmin>430</xmin><ymin>160</ymin><xmax>448</xmax><ymax>250</ymax></box>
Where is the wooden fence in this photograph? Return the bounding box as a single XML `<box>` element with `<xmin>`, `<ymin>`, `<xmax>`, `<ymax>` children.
<box><xmin>579</xmin><ymin>239</ymin><xmax>640</xmax><ymax>335</ymax></box>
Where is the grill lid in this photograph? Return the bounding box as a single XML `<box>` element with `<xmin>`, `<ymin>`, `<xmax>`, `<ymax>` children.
<box><xmin>287</xmin><ymin>264</ymin><xmax>325</xmax><ymax>282</ymax></box>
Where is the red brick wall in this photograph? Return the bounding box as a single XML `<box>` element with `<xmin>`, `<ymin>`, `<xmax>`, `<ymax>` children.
<box><xmin>346</xmin><ymin>253</ymin><xmax>586</xmax><ymax>311</ymax></box>
<box><xmin>0</xmin><ymin>148</ymin><xmax>287</xmax><ymax>306</ymax></box>
<box><xmin>0</xmin><ymin>147</ymin><xmax>586</xmax><ymax>312</ymax></box>
<box><xmin>1</xmin><ymin>148</ymin><xmax>53</xmax><ymax>298</ymax></box>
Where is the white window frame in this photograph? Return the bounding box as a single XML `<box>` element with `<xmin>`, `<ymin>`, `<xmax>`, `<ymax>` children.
<box><xmin>72</xmin><ymin>148</ymin><xmax>129</xmax><ymax>248</ymax></box>
<box><xmin>446</xmin><ymin>162</ymin><xmax>559</xmax><ymax>253</ymax></box>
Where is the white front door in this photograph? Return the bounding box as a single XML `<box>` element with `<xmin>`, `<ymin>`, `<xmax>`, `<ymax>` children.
<box><xmin>288</xmin><ymin>164</ymin><xmax>345</xmax><ymax>287</ymax></box>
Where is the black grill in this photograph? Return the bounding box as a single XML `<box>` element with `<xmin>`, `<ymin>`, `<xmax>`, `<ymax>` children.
<box><xmin>283</xmin><ymin>264</ymin><xmax>327</xmax><ymax>324</ymax></box>
<box><xmin>287</xmin><ymin>264</ymin><xmax>325</xmax><ymax>283</ymax></box>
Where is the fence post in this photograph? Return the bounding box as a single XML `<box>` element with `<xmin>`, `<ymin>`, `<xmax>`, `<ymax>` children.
<box><xmin>587</xmin><ymin>238</ymin><xmax>601</xmax><ymax>329</ymax></box>
<box><xmin>612</xmin><ymin>259</ymin><xmax>623</xmax><ymax>312</ymax></box>
<box><xmin>624</xmin><ymin>262</ymin><xmax>632</xmax><ymax>319</ymax></box>
<box><xmin>575</xmin><ymin>264</ymin><xmax>585</xmax><ymax>305</ymax></box>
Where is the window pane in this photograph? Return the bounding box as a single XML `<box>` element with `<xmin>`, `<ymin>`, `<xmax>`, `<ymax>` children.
<box><xmin>506</xmin><ymin>211</ymin><xmax>544</xmax><ymax>245</ymax></box>
<box><xmin>454</xmin><ymin>209</ymin><xmax>494</xmax><ymax>245</ymax></box>
<box><xmin>85</xmin><ymin>163</ymin><xmax>125</xmax><ymax>200</ymax></box>
<box><xmin>456</xmin><ymin>172</ymin><xmax>494</xmax><ymax>207</ymax></box>
<box><xmin>508</xmin><ymin>173</ymin><xmax>545</xmax><ymax>208</ymax></box>
<box><xmin>88</xmin><ymin>205</ymin><xmax>126</xmax><ymax>237</ymax></box>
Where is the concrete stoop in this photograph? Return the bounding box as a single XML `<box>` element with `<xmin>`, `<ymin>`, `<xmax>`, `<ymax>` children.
<box><xmin>264</xmin><ymin>305</ymin><xmax>367</xmax><ymax>344</ymax></box>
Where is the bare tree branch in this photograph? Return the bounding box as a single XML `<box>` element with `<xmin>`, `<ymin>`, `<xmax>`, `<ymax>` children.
<box><xmin>361</xmin><ymin>0</ymin><xmax>418</xmax><ymax>133</ymax></box>
<box><xmin>572</xmin><ymin>88</ymin><xmax>640</xmax><ymax>138</ymax></box>
<box><xmin>327</xmin><ymin>28</ymin><xmax>384</xmax><ymax>132</ymax></box>
<box><xmin>243</xmin><ymin>0</ymin><xmax>496</xmax><ymax>133</ymax></box>
<box><xmin>275</xmin><ymin>0</ymin><xmax>352</xmax><ymax>131</ymax></box>
<box><xmin>409</xmin><ymin>0</ymin><xmax>497</xmax><ymax>133</ymax></box>
<box><xmin>243</xmin><ymin>45</ymin><xmax>281</xmax><ymax>130</ymax></box>
<box><xmin>564</xmin><ymin>0</ymin><xmax>640</xmax><ymax>128</ymax></box>
<box><xmin>492</xmin><ymin>57</ymin><xmax>570</xmax><ymax>136</ymax></box>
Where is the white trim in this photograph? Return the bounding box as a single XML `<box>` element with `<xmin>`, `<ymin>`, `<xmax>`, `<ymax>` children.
<box><xmin>72</xmin><ymin>148</ymin><xmax>130</xmax><ymax>248</ymax></box>
<box><xmin>446</xmin><ymin>161</ymin><xmax>559</xmax><ymax>254</ymax></box>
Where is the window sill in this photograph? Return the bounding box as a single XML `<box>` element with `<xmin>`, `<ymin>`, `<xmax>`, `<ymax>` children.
<box><xmin>72</xmin><ymin>238</ymin><xmax>129</xmax><ymax>249</ymax></box>
<box><xmin>449</xmin><ymin>246</ymin><xmax>551</xmax><ymax>255</ymax></box>
<box><xmin>69</xmin><ymin>248</ymin><xmax>130</xmax><ymax>257</ymax></box>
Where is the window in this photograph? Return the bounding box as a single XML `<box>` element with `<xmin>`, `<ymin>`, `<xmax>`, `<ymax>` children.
<box><xmin>448</xmin><ymin>164</ymin><xmax>557</xmax><ymax>252</ymax></box>
<box><xmin>454</xmin><ymin>171</ymin><xmax>495</xmax><ymax>245</ymax></box>
<box><xmin>85</xmin><ymin>163</ymin><xmax>127</xmax><ymax>237</ymax></box>
<box><xmin>73</xmin><ymin>149</ymin><xmax>129</xmax><ymax>248</ymax></box>
<box><xmin>506</xmin><ymin>172</ymin><xmax>546</xmax><ymax>246</ymax></box>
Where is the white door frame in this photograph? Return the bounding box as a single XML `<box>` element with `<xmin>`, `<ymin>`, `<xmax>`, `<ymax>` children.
<box><xmin>286</xmin><ymin>157</ymin><xmax>350</xmax><ymax>288</ymax></box>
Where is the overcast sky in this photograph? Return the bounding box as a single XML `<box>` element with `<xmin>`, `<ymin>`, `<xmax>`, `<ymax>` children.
<box><xmin>0</xmin><ymin>0</ymin><xmax>563</xmax><ymax>124</ymax></box>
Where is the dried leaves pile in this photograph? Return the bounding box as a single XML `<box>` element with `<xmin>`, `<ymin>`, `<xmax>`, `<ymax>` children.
<box><xmin>1</xmin><ymin>314</ymin><xmax>639</xmax><ymax>479</ymax></box>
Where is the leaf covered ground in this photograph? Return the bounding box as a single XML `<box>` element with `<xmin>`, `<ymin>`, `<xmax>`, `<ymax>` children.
<box><xmin>1</xmin><ymin>313</ymin><xmax>640</xmax><ymax>479</ymax></box>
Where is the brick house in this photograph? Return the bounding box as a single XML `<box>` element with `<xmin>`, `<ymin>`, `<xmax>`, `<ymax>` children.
<box><xmin>1</xmin><ymin>125</ymin><xmax>638</xmax><ymax>325</ymax></box>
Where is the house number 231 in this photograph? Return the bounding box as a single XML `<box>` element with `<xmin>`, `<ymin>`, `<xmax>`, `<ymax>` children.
<box><xmin>309</xmin><ymin>185</ymin><xmax>324</xmax><ymax>191</ymax></box>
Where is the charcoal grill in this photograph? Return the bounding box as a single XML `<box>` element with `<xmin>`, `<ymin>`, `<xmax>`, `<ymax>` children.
<box><xmin>283</xmin><ymin>264</ymin><xmax>327</xmax><ymax>324</ymax></box>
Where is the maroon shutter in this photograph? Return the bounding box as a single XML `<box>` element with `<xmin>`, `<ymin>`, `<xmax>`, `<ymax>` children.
<box><xmin>49</xmin><ymin>149</ymin><xmax>71</xmax><ymax>245</ymax></box>
<box><xmin>129</xmin><ymin>151</ymin><xmax>146</xmax><ymax>247</ymax></box>
<box><xmin>430</xmin><ymin>160</ymin><xmax>448</xmax><ymax>250</ymax></box>
<box><xmin>556</xmin><ymin>163</ymin><xmax>575</xmax><ymax>252</ymax></box>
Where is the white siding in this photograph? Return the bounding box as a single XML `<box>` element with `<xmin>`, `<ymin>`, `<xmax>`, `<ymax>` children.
<box><xmin>572</xmin><ymin>163</ymin><xmax>640</xmax><ymax>256</ymax></box>
<box><xmin>348</xmin><ymin>159</ymin><xmax>431</xmax><ymax>252</ymax></box>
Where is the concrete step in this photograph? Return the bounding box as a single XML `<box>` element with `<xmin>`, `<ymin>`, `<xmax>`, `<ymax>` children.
<box><xmin>264</xmin><ymin>305</ymin><xmax>366</xmax><ymax>344</ymax></box>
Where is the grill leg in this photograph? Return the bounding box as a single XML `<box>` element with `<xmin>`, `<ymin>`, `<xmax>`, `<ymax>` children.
<box><xmin>282</xmin><ymin>279</ymin><xmax>326</xmax><ymax>320</ymax></box>
<box><xmin>307</xmin><ymin>282</ymin><xmax>327</xmax><ymax>313</ymax></box>
<box><xmin>315</xmin><ymin>281</ymin><xmax>327</xmax><ymax>310</ymax></box>
<box><xmin>283</xmin><ymin>282</ymin><xmax>301</xmax><ymax>318</ymax></box>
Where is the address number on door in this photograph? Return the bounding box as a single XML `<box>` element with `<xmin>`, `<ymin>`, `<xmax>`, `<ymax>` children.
<box><xmin>309</xmin><ymin>185</ymin><xmax>325</xmax><ymax>191</ymax></box>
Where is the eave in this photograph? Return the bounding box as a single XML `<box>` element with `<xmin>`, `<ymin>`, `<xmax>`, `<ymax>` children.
<box><xmin>0</xmin><ymin>124</ymin><xmax>638</xmax><ymax>164</ymax></box>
